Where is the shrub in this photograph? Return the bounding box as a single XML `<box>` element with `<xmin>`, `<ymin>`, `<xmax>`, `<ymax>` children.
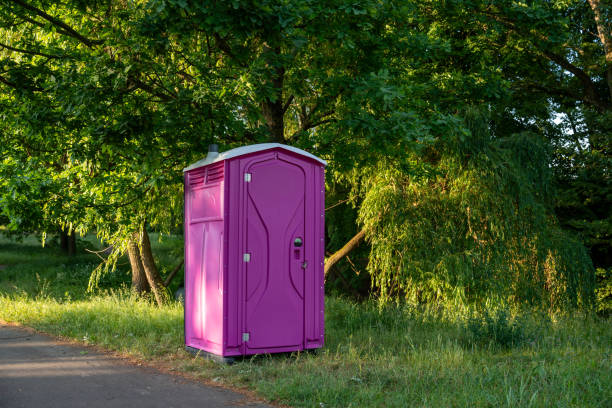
<box><xmin>357</xmin><ymin>111</ymin><xmax>595</xmax><ymax>310</ymax></box>
<box><xmin>464</xmin><ymin>309</ymin><xmax>526</xmax><ymax>348</ymax></box>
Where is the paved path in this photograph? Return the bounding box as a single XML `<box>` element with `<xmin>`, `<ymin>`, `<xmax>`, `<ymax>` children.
<box><xmin>0</xmin><ymin>324</ymin><xmax>270</xmax><ymax>408</ymax></box>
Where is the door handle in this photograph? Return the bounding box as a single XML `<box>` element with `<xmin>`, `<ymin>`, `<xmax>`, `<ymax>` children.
<box><xmin>301</xmin><ymin>261</ymin><xmax>308</xmax><ymax>269</ymax></box>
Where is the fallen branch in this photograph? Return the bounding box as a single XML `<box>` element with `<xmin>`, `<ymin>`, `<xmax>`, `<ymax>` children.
<box><xmin>324</xmin><ymin>229</ymin><xmax>366</xmax><ymax>275</ymax></box>
<box><xmin>163</xmin><ymin>259</ymin><xmax>184</xmax><ymax>287</ymax></box>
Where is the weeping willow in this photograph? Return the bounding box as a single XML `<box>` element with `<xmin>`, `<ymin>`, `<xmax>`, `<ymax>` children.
<box><xmin>358</xmin><ymin>112</ymin><xmax>595</xmax><ymax>310</ymax></box>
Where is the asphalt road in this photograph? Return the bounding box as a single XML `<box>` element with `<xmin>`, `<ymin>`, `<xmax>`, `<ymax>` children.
<box><xmin>0</xmin><ymin>324</ymin><xmax>270</xmax><ymax>408</ymax></box>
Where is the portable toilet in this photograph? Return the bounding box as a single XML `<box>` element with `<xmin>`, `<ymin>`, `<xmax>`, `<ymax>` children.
<box><xmin>183</xmin><ymin>143</ymin><xmax>326</xmax><ymax>360</ymax></box>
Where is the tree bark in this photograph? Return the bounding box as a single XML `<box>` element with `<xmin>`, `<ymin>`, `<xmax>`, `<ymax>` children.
<box><xmin>59</xmin><ymin>229</ymin><xmax>68</xmax><ymax>252</ymax></box>
<box><xmin>59</xmin><ymin>229</ymin><xmax>76</xmax><ymax>256</ymax></box>
<box><xmin>138</xmin><ymin>228</ymin><xmax>167</xmax><ymax>306</ymax></box>
<box><xmin>588</xmin><ymin>0</ymin><xmax>612</xmax><ymax>101</ymax></box>
<box><xmin>127</xmin><ymin>235</ymin><xmax>150</xmax><ymax>294</ymax></box>
<box><xmin>324</xmin><ymin>229</ymin><xmax>366</xmax><ymax>275</ymax></box>
<box><xmin>261</xmin><ymin>45</ymin><xmax>285</xmax><ymax>142</ymax></box>
<box><xmin>67</xmin><ymin>231</ymin><xmax>76</xmax><ymax>256</ymax></box>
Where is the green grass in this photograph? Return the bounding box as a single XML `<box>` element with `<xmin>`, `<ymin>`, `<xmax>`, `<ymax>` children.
<box><xmin>0</xmin><ymin>235</ymin><xmax>611</xmax><ymax>407</ymax></box>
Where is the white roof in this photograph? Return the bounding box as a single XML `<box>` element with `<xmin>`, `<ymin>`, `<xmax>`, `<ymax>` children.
<box><xmin>183</xmin><ymin>143</ymin><xmax>327</xmax><ymax>172</ymax></box>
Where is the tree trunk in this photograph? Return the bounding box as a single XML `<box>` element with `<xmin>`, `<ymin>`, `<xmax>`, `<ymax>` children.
<box><xmin>138</xmin><ymin>228</ymin><xmax>167</xmax><ymax>306</ymax></box>
<box><xmin>67</xmin><ymin>231</ymin><xmax>76</xmax><ymax>256</ymax></box>
<box><xmin>588</xmin><ymin>0</ymin><xmax>612</xmax><ymax>101</ymax></box>
<box><xmin>60</xmin><ymin>229</ymin><xmax>77</xmax><ymax>256</ymax></box>
<box><xmin>324</xmin><ymin>229</ymin><xmax>366</xmax><ymax>275</ymax></box>
<box><xmin>261</xmin><ymin>45</ymin><xmax>285</xmax><ymax>143</ymax></box>
<box><xmin>59</xmin><ymin>229</ymin><xmax>68</xmax><ymax>252</ymax></box>
<box><xmin>261</xmin><ymin>97</ymin><xmax>285</xmax><ymax>142</ymax></box>
<box><xmin>127</xmin><ymin>236</ymin><xmax>150</xmax><ymax>294</ymax></box>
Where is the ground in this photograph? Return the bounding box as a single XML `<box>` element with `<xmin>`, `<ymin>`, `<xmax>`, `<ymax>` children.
<box><xmin>0</xmin><ymin>323</ymin><xmax>269</xmax><ymax>408</ymax></box>
<box><xmin>0</xmin><ymin>234</ymin><xmax>610</xmax><ymax>407</ymax></box>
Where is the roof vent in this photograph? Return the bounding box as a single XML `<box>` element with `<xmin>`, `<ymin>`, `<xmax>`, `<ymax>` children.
<box><xmin>206</xmin><ymin>144</ymin><xmax>219</xmax><ymax>161</ymax></box>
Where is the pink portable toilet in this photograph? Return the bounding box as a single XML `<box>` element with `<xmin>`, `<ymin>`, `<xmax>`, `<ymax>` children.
<box><xmin>183</xmin><ymin>143</ymin><xmax>326</xmax><ymax>361</ymax></box>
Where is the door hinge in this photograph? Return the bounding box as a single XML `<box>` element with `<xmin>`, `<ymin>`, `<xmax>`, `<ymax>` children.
<box><xmin>242</xmin><ymin>332</ymin><xmax>250</xmax><ymax>342</ymax></box>
<box><xmin>243</xmin><ymin>253</ymin><xmax>251</xmax><ymax>262</ymax></box>
<box><xmin>244</xmin><ymin>173</ymin><xmax>251</xmax><ymax>182</ymax></box>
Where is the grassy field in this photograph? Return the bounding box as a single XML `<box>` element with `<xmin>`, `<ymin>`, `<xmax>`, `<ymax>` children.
<box><xmin>0</xmin><ymin>234</ymin><xmax>610</xmax><ymax>407</ymax></box>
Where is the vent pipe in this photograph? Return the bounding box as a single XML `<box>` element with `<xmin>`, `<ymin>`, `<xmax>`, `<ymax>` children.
<box><xmin>206</xmin><ymin>144</ymin><xmax>219</xmax><ymax>161</ymax></box>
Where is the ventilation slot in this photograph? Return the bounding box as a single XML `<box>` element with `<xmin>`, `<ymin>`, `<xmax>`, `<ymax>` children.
<box><xmin>206</xmin><ymin>163</ymin><xmax>224</xmax><ymax>183</ymax></box>
<box><xmin>189</xmin><ymin>172</ymin><xmax>205</xmax><ymax>186</ymax></box>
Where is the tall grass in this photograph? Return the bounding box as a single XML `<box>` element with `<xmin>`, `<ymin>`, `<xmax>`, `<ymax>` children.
<box><xmin>1</xmin><ymin>235</ymin><xmax>610</xmax><ymax>407</ymax></box>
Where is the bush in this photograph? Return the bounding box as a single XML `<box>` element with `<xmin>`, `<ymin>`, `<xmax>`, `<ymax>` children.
<box><xmin>464</xmin><ymin>309</ymin><xmax>526</xmax><ymax>348</ymax></box>
<box><xmin>357</xmin><ymin>113</ymin><xmax>595</xmax><ymax>310</ymax></box>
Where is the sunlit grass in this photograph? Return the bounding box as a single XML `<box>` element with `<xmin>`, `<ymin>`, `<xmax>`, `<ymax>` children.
<box><xmin>0</xmin><ymin>290</ymin><xmax>182</xmax><ymax>354</ymax></box>
<box><xmin>1</xmin><ymin>235</ymin><xmax>610</xmax><ymax>407</ymax></box>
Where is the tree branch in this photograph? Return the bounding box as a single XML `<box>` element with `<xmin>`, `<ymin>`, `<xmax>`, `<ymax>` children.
<box><xmin>0</xmin><ymin>74</ymin><xmax>18</xmax><ymax>89</ymax></box>
<box><xmin>163</xmin><ymin>259</ymin><xmax>184</xmax><ymax>287</ymax></box>
<box><xmin>129</xmin><ymin>77</ymin><xmax>175</xmax><ymax>102</ymax></box>
<box><xmin>541</xmin><ymin>50</ymin><xmax>608</xmax><ymax>111</ymax></box>
<box><xmin>480</xmin><ymin>9</ymin><xmax>608</xmax><ymax>111</ymax></box>
<box><xmin>11</xmin><ymin>0</ymin><xmax>103</xmax><ymax>48</ymax></box>
<box><xmin>213</xmin><ymin>32</ymin><xmax>247</xmax><ymax>67</ymax></box>
<box><xmin>291</xmin><ymin>108</ymin><xmax>336</xmax><ymax>139</ymax></box>
<box><xmin>324</xmin><ymin>229</ymin><xmax>366</xmax><ymax>276</ymax></box>
<box><xmin>325</xmin><ymin>198</ymin><xmax>350</xmax><ymax>211</ymax></box>
<box><xmin>282</xmin><ymin>94</ymin><xmax>294</xmax><ymax>114</ymax></box>
<box><xmin>0</xmin><ymin>41</ymin><xmax>64</xmax><ymax>59</ymax></box>
<box><xmin>309</xmin><ymin>118</ymin><xmax>337</xmax><ymax>129</ymax></box>
<box><xmin>16</xmin><ymin>14</ymin><xmax>47</xmax><ymax>30</ymax></box>
<box><xmin>517</xmin><ymin>80</ymin><xmax>584</xmax><ymax>102</ymax></box>
<box><xmin>0</xmin><ymin>74</ymin><xmax>42</xmax><ymax>91</ymax></box>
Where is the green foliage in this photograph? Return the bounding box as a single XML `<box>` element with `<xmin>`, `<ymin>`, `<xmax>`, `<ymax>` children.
<box><xmin>319</xmin><ymin>0</ymin><xmax>608</xmax><ymax>309</ymax></box>
<box><xmin>324</xmin><ymin>182</ymin><xmax>371</xmax><ymax>297</ymax></box>
<box><xmin>435</xmin><ymin>0</ymin><xmax>612</xmax><ymax>280</ymax></box>
<box><xmin>0</xmin><ymin>0</ymin><xmax>430</xmax><ymax>282</ymax></box>
<box><xmin>595</xmin><ymin>268</ymin><xmax>612</xmax><ymax>316</ymax></box>
<box><xmin>465</xmin><ymin>309</ymin><xmax>526</xmax><ymax>349</ymax></box>
<box><xmin>553</xmin><ymin>111</ymin><xmax>612</xmax><ymax>274</ymax></box>
<box><xmin>0</xmin><ymin>0</ymin><xmax>608</xmax><ymax>311</ymax></box>
<box><xmin>358</xmin><ymin>109</ymin><xmax>595</xmax><ymax>310</ymax></box>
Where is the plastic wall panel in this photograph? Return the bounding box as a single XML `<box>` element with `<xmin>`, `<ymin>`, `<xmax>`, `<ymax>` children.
<box><xmin>184</xmin><ymin>167</ymin><xmax>225</xmax><ymax>356</ymax></box>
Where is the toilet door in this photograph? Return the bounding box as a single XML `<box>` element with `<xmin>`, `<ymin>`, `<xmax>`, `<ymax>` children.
<box><xmin>243</xmin><ymin>154</ymin><xmax>306</xmax><ymax>352</ymax></box>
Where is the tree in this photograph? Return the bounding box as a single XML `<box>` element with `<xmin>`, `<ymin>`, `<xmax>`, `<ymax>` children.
<box><xmin>0</xmin><ymin>0</ymin><xmax>433</xmax><ymax>296</ymax></box>
<box><xmin>0</xmin><ymin>0</ymin><xmax>601</xmax><ymax>310</ymax></box>
<box><xmin>441</xmin><ymin>0</ymin><xmax>611</xmax><ymax>274</ymax></box>
<box><xmin>327</xmin><ymin>0</ymin><xmax>601</xmax><ymax>308</ymax></box>
<box><xmin>0</xmin><ymin>0</ymin><xmax>198</xmax><ymax>301</ymax></box>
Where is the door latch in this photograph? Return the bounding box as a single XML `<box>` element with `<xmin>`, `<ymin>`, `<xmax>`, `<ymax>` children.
<box><xmin>301</xmin><ymin>261</ymin><xmax>308</xmax><ymax>269</ymax></box>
